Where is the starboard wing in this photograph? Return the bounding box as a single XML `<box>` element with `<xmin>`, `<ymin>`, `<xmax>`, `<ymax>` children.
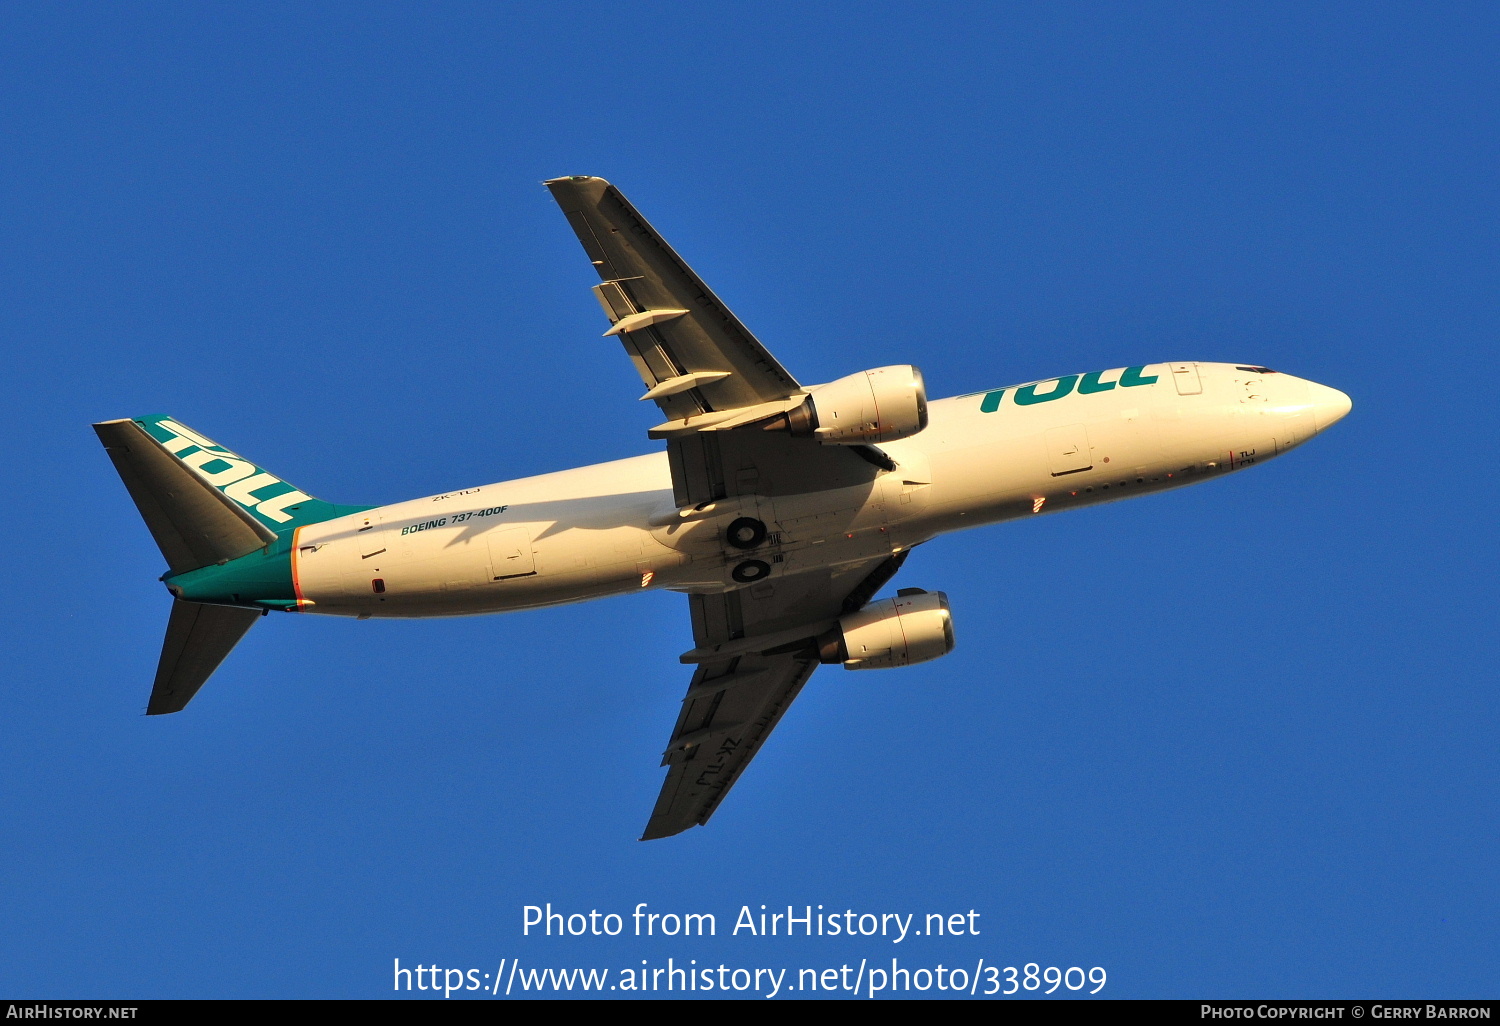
<box><xmin>544</xmin><ymin>175</ymin><xmax>801</xmax><ymax>420</ymax></box>
<box><xmin>544</xmin><ymin>176</ymin><xmax>885</xmax><ymax>507</ymax></box>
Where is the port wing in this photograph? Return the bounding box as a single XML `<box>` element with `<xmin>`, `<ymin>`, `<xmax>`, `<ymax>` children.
<box><xmin>643</xmin><ymin>552</ymin><xmax>907</xmax><ymax>840</ymax></box>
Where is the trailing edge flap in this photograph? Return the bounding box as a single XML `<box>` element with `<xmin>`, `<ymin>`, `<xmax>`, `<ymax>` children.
<box><xmin>95</xmin><ymin>419</ymin><xmax>274</xmax><ymax>573</ymax></box>
<box><xmin>149</xmin><ymin>599</ymin><xmax>260</xmax><ymax>715</ymax></box>
<box><xmin>544</xmin><ymin>176</ymin><xmax>802</xmax><ymax>421</ymax></box>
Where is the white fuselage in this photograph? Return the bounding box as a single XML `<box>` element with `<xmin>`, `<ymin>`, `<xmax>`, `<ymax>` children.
<box><xmin>289</xmin><ymin>362</ymin><xmax>1348</xmax><ymax>617</ymax></box>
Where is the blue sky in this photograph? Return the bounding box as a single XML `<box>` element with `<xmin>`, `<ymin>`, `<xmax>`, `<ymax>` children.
<box><xmin>2</xmin><ymin>2</ymin><xmax>1495</xmax><ymax>999</ymax></box>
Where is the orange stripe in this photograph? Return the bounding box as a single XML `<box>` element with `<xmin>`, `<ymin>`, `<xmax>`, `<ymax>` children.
<box><xmin>290</xmin><ymin>526</ymin><xmax>306</xmax><ymax>610</ymax></box>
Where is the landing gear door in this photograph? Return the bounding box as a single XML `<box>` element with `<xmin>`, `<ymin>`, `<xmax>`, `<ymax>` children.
<box><xmin>488</xmin><ymin>527</ymin><xmax>537</xmax><ymax>580</ymax></box>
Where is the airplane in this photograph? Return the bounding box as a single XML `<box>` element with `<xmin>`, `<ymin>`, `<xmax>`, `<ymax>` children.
<box><xmin>94</xmin><ymin>176</ymin><xmax>1353</xmax><ymax>840</ymax></box>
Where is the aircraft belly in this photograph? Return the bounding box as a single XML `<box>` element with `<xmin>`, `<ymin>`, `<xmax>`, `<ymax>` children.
<box><xmin>293</xmin><ymin>505</ymin><xmax>668</xmax><ymax>617</ymax></box>
<box><xmin>300</xmin><ymin>529</ymin><xmax>657</xmax><ymax>617</ymax></box>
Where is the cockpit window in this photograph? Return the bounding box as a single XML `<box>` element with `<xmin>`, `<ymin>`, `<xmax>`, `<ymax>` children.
<box><xmin>1235</xmin><ymin>366</ymin><xmax>1277</xmax><ymax>374</ymax></box>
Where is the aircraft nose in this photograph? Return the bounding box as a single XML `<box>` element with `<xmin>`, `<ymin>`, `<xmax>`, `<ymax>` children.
<box><xmin>1306</xmin><ymin>381</ymin><xmax>1353</xmax><ymax>433</ymax></box>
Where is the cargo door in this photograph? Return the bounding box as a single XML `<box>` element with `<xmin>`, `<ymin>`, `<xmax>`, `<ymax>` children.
<box><xmin>1169</xmin><ymin>362</ymin><xmax>1202</xmax><ymax>395</ymax></box>
<box><xmin>1045</xmin><ymin>424</ymin><xmax>1093</xmax><ymax>476</ymax></box>
<box><xmin>488</xmin><ymin>526</ymin><xmax>537</xmax><ymax>580</ymax></box>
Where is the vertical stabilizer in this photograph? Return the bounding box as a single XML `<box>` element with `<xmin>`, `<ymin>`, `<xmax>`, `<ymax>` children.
<box><xmin>94</xmin><ymin>415</ymin><xmax>366</xmax><ymax>573</ymax></box>
<box><xmin>94</xmin><ymin>419</ymin><xmax>275</xmax><ymax>574</ymax></box>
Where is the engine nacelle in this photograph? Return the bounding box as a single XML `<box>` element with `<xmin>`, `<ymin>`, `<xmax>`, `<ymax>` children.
<box><xmin>817</xmin><ymin>589</ymin><xmax>954</xmax><ymax>670</ymax></box>
<box><xmin>785</xmin><ymin>365</ymin><xmax>928</xmax><ymax>444</ymax></box>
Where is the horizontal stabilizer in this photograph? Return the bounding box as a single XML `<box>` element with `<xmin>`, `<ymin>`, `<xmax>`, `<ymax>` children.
<box><xmin>149</xmin><ymin>599</ymin><xmax>260</xmax><ymax>715</ymax></box>
<box><xmin>94</xmin><ymin>419</ymin><xmax>274</xmax><ymax>574</ymax></box>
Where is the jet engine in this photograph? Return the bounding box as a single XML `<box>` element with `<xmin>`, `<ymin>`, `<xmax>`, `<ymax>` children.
<box><xmin>780</xmin><ymin>365</ymin><xmax>928</xmax><ymax>444</ymax></box>
<box><xmin>817</xmin><ymin>589</ymin><xmax>954</xmax><ymax>670</ymax></box>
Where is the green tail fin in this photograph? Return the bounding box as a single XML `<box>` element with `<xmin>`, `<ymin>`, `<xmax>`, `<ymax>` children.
<box><xmin>94</xmin><ymin>415</ymin><xmax>367</xmax><ymax>574</ymax></box>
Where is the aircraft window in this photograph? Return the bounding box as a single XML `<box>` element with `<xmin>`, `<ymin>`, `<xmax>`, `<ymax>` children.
<box><xmin>372</xmin><ymin>579</ymin><xmax>386</xmax><ymax>594</ymax></box>
<box><xmin>1235</xmin><ymin>365</ymin><xmax>1277</xmax><ymax>374</ymax></box>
